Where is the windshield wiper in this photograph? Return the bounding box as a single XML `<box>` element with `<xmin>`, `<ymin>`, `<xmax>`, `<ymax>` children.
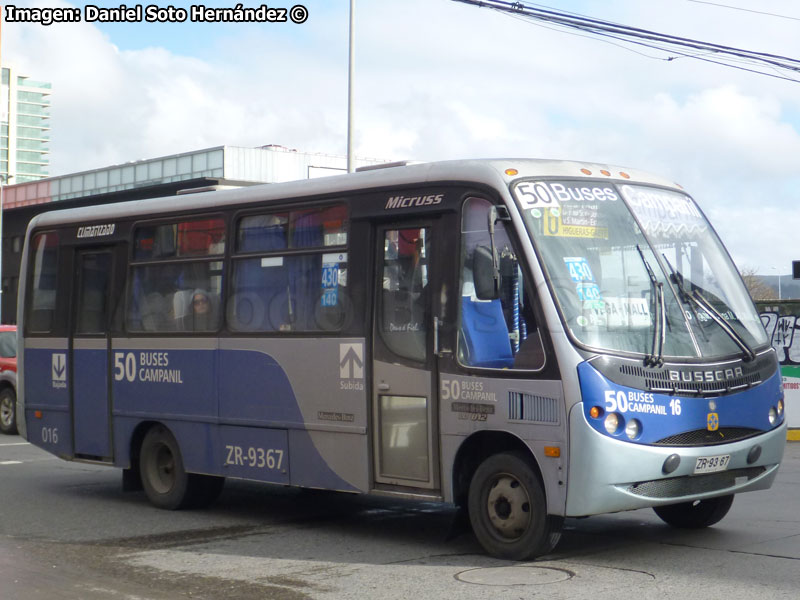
<box><xmin>662</xmin><ymin>255</ymin><xmax>755</xmax><ymax>362</ymax></box>
<box><xmin>687</xmin><ymin>288</ymin><xmax>756</xmax><ymax>362</ymax></box>
<box><xmin>636</xmin><ymin>245</ymin><xmax>665</xmax><ymax>367</ymax></box>
<box><xmin>662</xmin><ymin>256</ymin><xmax>708</xmax><ymax>343</ymax></box>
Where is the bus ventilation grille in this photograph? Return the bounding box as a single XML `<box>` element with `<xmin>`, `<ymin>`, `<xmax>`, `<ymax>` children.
<box><xmin>618</xmin><ymin>365</ymin><xmax>762</xmax><ymax>395</ymax></box>
<box><xmin>653</xmin><ymin>428</ymin><xmax>761</xmax><ymax>447</ymax></box>
<box><xmin>626</xmin><ymin>466</ymin><xmax>766</xmax><ymax>499</ymax></box>
<box><xmin>508</xmin><ymin>392</ymin><xmax>560</xmax><ymax>424</ymax></box>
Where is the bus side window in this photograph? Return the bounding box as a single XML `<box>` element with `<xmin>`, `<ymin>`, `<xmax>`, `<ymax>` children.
<box><xmin>126</xmin><ymin>217</ymin><xmax>225</xmax><ymax>334</ymax></box>
<box><xmin>228</xmin><ymin>204</ymin><xmax>349</xmax><ymax>333</ymax></box>
<box><xmin>28</xmin><ymin>232</ymin><xmax>60</xmax><ymax>333</ymax></box>
<box><xmin>458</xmin><ymin>198</ymin><xmax>545</xmax><ymax>371</ymax></box>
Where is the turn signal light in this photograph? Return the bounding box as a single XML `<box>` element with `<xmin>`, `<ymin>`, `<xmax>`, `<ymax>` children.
<box><xmin>34</xmin><ymin>410</ymin><xmax>43</xmax><ymax>419</ymax></box>
<box><xmin>544</xmin><ymin>446</ymin><xmax>561</xmax><ymax>458</ymax></box>
<box><xmin>589</xmin><ymin>406</ymin><xmax>603</xmax><ymax>419</ymax></box>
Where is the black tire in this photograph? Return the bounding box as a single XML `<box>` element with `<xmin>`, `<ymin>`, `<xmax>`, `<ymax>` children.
<box><xmin>139</xmin><ymin>425</ymin><xmax>225</xmax><ymax>510</ymax></box>
<box><xmin>468</xmin><ymin>451</ymin><xmax>562</xmax><ymax>560</ymax></box>
<box><xmin>653</xmin><ymin>494</ymin><xmax>734</xmax><ymax>529</ymax></box>
<box><xmin>0</xmin><ymin>387</ymin><xmax>17</xmax><ymax>435</ymax></box>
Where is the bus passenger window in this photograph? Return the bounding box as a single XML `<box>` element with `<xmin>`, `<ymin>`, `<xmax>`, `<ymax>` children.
<box><xmin>28</xmin><ymin>232</ymin><xmax>59</xmax><ymax>333</ymax></box>
<box><xmin>126</xmin><ymin>217</ymin><xmax>224</xmax><ymax>334</ymax></box>
<box><xmin>458</xmin><ymin>198</ymin><xmax>545</xmax><ymax>370</ymax></box>
<box><xmin>228</xmin><ymin>204</ymin><xmax>349</xmax><ymax>333</ymax></box>
<box><xmin>127</xmin><ymin>263</ymin><xmax>222</xmax><ymax>333</ymax></box>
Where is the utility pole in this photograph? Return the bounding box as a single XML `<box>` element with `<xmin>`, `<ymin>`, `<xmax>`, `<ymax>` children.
<box><xmin>347</xmin><ymin>0</ymin><xmax>355</xmax><ymax>173</ymax></box>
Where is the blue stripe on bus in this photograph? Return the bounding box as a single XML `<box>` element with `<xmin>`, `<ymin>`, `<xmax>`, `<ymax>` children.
<box><xmin>578</xmin><ymin>361</ymin><xmax>783</xmax><ymax>444</ymax></box>
<box><xmin>25</xmin><ymin>346</ymin><xmax>359</xmax><ymax>492</ymax></box>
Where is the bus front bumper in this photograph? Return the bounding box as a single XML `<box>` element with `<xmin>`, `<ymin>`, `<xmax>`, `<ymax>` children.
<box><xmin>565</xmin><ymin>404</ymin><xmax>787</xmax><ymax>517</ymax></box>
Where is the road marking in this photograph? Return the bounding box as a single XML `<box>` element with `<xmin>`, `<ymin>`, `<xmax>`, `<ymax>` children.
<box><xmin>0</xmin><ymin>442</ymin><xmax>29</xmax><ymax>447</ymax></box>
<box><xmin>0</xmin><ymin>460</ymin><xmax>22</xmax><ymax>465</ymax></box>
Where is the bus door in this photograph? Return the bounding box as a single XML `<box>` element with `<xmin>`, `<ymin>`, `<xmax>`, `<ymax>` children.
<box><xmin>371</xmin><ymin>220</ymin><xmax>447</xmax><ymax>490</ymax></box>
<box><xmin>70</xmin><ymin>247</ymin><xmax>117</xmax><ymax>460</ymax></box>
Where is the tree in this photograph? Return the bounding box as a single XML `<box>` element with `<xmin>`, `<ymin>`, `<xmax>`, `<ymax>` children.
<box><xmin>739</xmin><ymin>266</ymin><xmax>777</xmax><ymax>301</ymax></box>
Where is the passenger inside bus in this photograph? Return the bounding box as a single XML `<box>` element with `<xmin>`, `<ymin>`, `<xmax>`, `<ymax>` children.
<box><xmin>180</xmin><ymin>289</ymin><xmax>219</xmax><ymax>332</ymax></box>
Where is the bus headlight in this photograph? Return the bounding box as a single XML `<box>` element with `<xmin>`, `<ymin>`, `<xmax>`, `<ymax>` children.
<box><xmin>768</xmin><ymin>407</ymin><xmax>778</xmax><ymax>425</ymax></box>
<box><xmin>604</xmin><ymin>413</ymin><xmax>620</xmax><ymax>434</ymax></box>
<box><xmin>625</xmin><ymin>419</ymin><xmax>642</xmax><ymax>440</ymax></box>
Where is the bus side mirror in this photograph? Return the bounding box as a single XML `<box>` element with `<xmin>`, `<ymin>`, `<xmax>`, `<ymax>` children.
<box><xmin>473</xmin><ymin>246</ymin><xmax>501</xmax><ymax>300</ymax></box>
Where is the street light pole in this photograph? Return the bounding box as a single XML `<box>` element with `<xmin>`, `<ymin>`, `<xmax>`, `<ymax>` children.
<box><xmin>347</xmin><ymin>0</ymin><xmax>355</xmax><ymax>173</ymax></box>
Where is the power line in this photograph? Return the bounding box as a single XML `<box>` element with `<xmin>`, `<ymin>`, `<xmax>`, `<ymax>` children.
<box><xmin>451</xmin><ymin>0</ymin><xmax>800</xmax><ymax>83</ymax></box>
<box><xmin>686</xmin><ymin>0</ymin><xmax>800</xmax><ymax>23</ymax></box>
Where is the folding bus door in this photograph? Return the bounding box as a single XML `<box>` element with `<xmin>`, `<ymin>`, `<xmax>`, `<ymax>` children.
<box><xmin>70</xmin><ymin>247</ymin><xmax>117</xmax><ymax>460</ymax></box>
<box><xmin>371</xmin><ymin>219</ymin><xmax>449</xmax><ymax>491</ymax></box>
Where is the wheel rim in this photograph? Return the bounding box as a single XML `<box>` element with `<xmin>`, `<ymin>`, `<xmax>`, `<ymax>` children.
<box><xmin>148</xmin><ymin>442</ymin><xmax>176</xmax><ymax>494</ymax></box>
<box><xmin>0</xmin><ymin>395</ymin><xmax>12</xmax><ymax>427</ymax></box>
<box><xmin>486</xmin><ymin>473</ymin><xmax>532</xmax><ymax>540</ymax></box>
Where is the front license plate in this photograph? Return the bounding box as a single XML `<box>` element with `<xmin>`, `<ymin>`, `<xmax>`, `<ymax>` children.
<box><xmin>694</xmin><ymin>454</ymin><xmax>731</xmax><ymax>474</ymax></box>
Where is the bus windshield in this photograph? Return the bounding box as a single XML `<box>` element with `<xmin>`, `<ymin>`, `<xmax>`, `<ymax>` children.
<box><xmin>512</xmin><ymin>180</ymin><xmax>768</xmax><ymax>360</ymax></box>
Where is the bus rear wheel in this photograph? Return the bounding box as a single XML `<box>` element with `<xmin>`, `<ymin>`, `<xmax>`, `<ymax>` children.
<box><xmin>468</xmin><ymin>451</ymin><xmax>561</xmax><ymax>560</ymax></box>
<box><xmin>653</xmin><ymin>494</ymin><xmax>734</xmax><ymax>529</ymax></box>
<box><xmin>139</xmin><ymin>425</ymin><xmax>224</xmax><ymax>510</ymax></box>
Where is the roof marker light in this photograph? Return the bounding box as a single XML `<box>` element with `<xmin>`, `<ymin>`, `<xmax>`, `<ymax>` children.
<box><xmin>619</xmin><ymin>172</ymin><xmax>631</xmax><ymax>179</ymax></box>
<box><xmin>505</xmin><ymin>168</ymin><xmax>519</xmax><ymax>176</ymax></box>
<box><xmin>600</xmin><ymin>170</ymin><xmax>611</xmax><ymax>176</ymax></box>
<box><xmin>581</xmin><ymin>168</ymin><xmax>592</xmax><ymax>175</ymax></box>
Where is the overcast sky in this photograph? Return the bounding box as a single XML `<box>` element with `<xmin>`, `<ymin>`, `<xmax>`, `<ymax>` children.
<box><xmin>4</xmin><ymin>0</ymin><xmax>800</xmax><ymax>275</ymax></box>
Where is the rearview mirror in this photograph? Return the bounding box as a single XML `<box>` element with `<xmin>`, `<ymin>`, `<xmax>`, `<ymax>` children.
<box><xmin>473</xmin><ymin>246</ymin><xmax>500</xmax><ymax>300</ymax></box>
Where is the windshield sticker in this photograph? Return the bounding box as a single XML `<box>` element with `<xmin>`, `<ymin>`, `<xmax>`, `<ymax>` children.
<box><xmin>593</xmin><ymin>297</ymin><xmax>652</xmax><ymax>328</ymax></box>
<box><xmin>514</xmin><ymin>181</ymin><xmax>618</xmax><ymax>208</ymax></box>
<box><xmin>564</xmin><ymin>256</ymin><xmax>595</xmax><ymax>282</ymax></box>
<box><xmin>564</xmin><ymin>257</ymin><xmax>604</xmax><ymax>307</ymax></box>
<box><xmin>544</xmin><ymin>207</ymin><xmax>609</xmax><ymax>239</ymax></box>
<box><xmin>620</xmin><ymin>185</ymin><xmax>708</xmax><ymax>239</ymax></box>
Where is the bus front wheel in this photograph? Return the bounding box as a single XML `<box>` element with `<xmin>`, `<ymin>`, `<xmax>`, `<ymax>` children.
<box><xmin>468</xmin><ymin>451</ymin><xmax>561</xmax><ymax>560</ymax></box>
<box><xmin>653</xmin><ymin>494</ymin><xmax>734</xmax><ymax>529</ymax></box>
<box><xmin>139</xmin><ymin>425</ymin><xmax>224</xmax><ymax>510</ymax></box>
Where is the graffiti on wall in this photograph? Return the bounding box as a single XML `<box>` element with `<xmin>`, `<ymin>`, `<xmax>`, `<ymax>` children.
<box><xmin>760</xmin><ymin>311</ymin><xmax>800</xmax><ymax>365</ymax></box>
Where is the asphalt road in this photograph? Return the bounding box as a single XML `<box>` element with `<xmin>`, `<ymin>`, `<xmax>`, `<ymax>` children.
<box><xmin>1</xmin><ymin>435</ymin><xmax>798</xmax><ymax>599</ymax></box>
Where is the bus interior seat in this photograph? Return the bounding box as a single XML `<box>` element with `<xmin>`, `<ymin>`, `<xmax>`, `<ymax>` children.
<box><xmin>460</xmin><ymin>295</ymin><xmax>514</xmax><ymax>369</ymax></box>
<box><xmin>172</xmin><ymin>290</ymin><xmax>194</xmax><ymax>331</ymax></box>
<box><xmin>235</xmin><ymin>223</ymin><xmax>288</xmax><ymax>331</ymax></box>
<box><xmin>140</xmin><ymin>292</ymin><xmax>167</xmax><ymax>331</ymax></box>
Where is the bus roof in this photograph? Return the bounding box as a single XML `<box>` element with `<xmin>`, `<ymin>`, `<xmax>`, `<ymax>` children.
<box><xmin>25</xmin><ymin>158</ymin><xmax>682</xmax><ymax>230</ymax></box>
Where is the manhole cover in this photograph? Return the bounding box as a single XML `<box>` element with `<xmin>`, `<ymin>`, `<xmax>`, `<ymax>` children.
<box><xmin>456</xmin><ymin>565</ymin><xmax>574</xmax><ymax>586</ymax></box>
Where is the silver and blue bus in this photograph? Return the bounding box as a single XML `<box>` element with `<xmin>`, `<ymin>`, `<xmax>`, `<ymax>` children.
<box><xmin>17</xmin><ymin>159</ymin><xmax>786</xmax><ymax>559</ymax></box>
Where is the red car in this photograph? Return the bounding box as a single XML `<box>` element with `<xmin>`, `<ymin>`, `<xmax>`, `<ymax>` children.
<box><xmin>0</xmin><ymin>325</ymin><xmax>17</xmax><ymax>435</ymax></box>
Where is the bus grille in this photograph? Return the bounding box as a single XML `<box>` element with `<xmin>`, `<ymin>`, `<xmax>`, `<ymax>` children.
<box><xmin>653</xmin><ymin>428</ymin><xmax>761</xmax><ymax>447</ymax></box>
<box><xmin>508</xmin><ymin>392</ymin><xmax>560</xmax><ymax>424</ymax></box>
<box><xmin>626</xmin><ymin>467</ymin><xmax>766</xmax><ymax>499</ymax></box>
<box><xmin>618</xmin><ymin>365</ymin><xmax>762</xmax><ymax>395</ymax></box>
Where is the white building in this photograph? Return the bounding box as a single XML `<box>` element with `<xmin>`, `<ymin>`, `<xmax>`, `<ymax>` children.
<box><xmin>1</xmin><ymin>66</ymin><xmax>51</xmax><ymax>184</ymax></box>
